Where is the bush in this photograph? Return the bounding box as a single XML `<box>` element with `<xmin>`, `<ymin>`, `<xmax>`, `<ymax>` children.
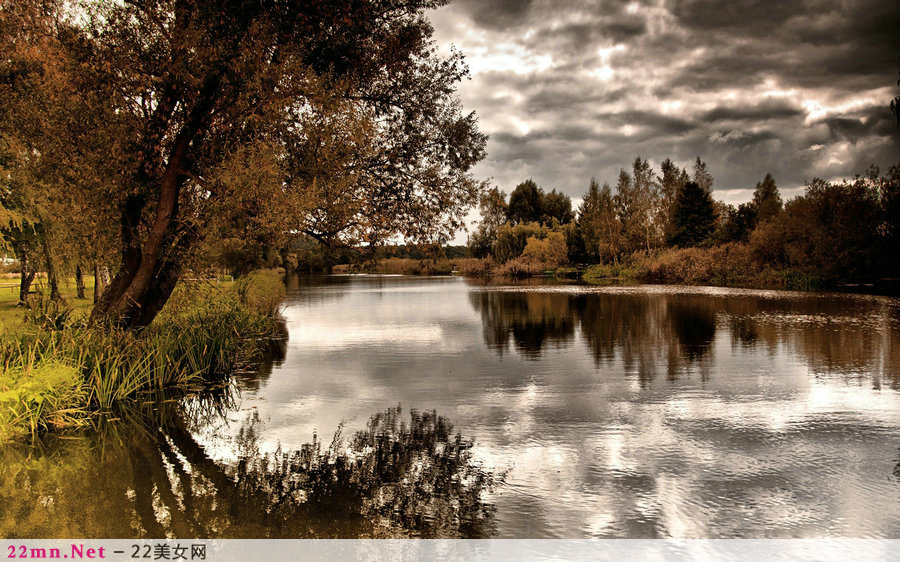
<box><xmin>494</xmin><ymin>222</ymin><xmax>547</xmax><ymax>263</ymax></box>
<box><xmin>495</xmin><ymin>256</ymin><xmax>548</xmax><ymax>277</ymax></box>
<box><xmin>520</xmin><ymin>232</ymin><xmax>568</xmax><ymax>267</ymax></box>
<box><xmin>582</xmin><ymin>262</ymin><xmax>645</xmax><ymax>283</ymax></box>
<box><xmin>642</xmin><ymin>247</ymin><xmax>717</xmax><ymax>285</ymax></box>
<box><xmin>452</xmin><ymin>258</ymin><xmax>494</xmax><ymax>276</ymax></box>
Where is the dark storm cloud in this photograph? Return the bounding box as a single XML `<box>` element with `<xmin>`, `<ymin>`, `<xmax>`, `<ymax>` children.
<box><xmin>429</xmin><ymin>0</ymin><xmax>900</xmax><ymax>214</ymax></box>
<box><xmin>668</xmin><ymin>0</ymin><xmax>809</xmax><ymax>33</ymax></box>
<box><xmin>700</xmin><ymin>101</ymin><xmax>805</xmax><ymax>123</ymax></box>
<box><xmin>530</xmin><ymin>14</ymin><xmax>648</xmax><ymax>49</ymax></box>
<box><xmin>454</xmin><ymin>0</ymin><xmax>535</xmax><ymax>30</ymax></box>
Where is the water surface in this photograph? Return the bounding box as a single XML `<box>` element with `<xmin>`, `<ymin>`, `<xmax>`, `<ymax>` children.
<box><xmin>3</xmin><ymin>275</ymin><xmax>900</xmax><ymax>538</ymax></box>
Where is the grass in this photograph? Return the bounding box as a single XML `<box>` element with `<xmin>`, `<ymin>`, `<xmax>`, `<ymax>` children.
<box><xmin>0</xmin><ymin>270</ymin><xmax>286</xmax><ymax>441</ymax></box>
<box><xmin>0</xmin><ymin>359</ymin><xmax>87</xmax><ymax>441</ymax></box>
<box><xmin>0</xmin><ymin>274</ymin><xmax>95</xmax><ymax>332</ymax></box>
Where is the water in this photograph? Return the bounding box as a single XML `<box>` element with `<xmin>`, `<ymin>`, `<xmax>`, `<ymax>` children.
<box><xmin>3</xmin><ymin>275</ymin><xmax>900</xmax><ymax>538</ymax></box>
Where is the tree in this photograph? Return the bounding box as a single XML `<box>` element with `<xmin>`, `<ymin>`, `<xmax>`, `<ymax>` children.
<box><xmin>716</xmin><ymin>202</ymin><xmax>757</xmax><ymax>243</ymax></box>
<box><xmin>468</xmin><ymin>187</ymin><xmax>508</xmax><ymax>258</ymax></box>
<box><xmin>579</xmin><ymin>178</ymin><xmax>622</xmax><ymax>263</ymax></box>
<box><xmin>692</xmin><ymin>157</ymin><xmax>714</xmax><ymax>193</ymax></box>
<box><xmin>891</xmin><ymin>67</ymin><xmax>900</xmax><ymax>127</ymax></box>
<box><xmin>613</xmin><ymin>168</ymin><xmax>635</xmax><ymax>250</ymax></box>
<box><xmin>507</xmin><ymin>179</ymin><xmax>543</xmax><ymax>224</ymax></box>
<box><xmin>3</xmin><ymin>0</ymin><xmax>487</xmax><ymax>328</ymax></box>
<box><xmin>631</xmin><ymin>156</ymin><xmax>661</xmax><ymax>252</ymax></box>
<box><xmin>541</xmin><ymin>189</ymin><xmax>574</xmax><ymax>225</ymax></box>
<box><xmin>659</xmin><ymin>158</ymin><xmax>689</xmax><ymax>241</ymax></box>
<box><xmin>774</xmin><ymin>177</ymin><xmax>882</xmax><ymax>280</ymax></box>
<box><xmin>669</xmin><ymin>181</ymin><xmax>717</xmax><ymax>247</ymax></box>
<box><xmin>752</xmin><ymin>173</ymin><xmax>783</xmax><ymax>222</ymax></box>
<box><xmin>521</xmin><ymin>232</ymin><xmax>568</xmax><ymax>267</ymax></box>
<box><xmin>879</xmin><ymin>163</ymin><xmax>900</xmax><ymax>274</ymax></box>
<box><xmin>494</xmin><ymin>222</ymin><xmax>546</xmax><ymax>263</ymax></box>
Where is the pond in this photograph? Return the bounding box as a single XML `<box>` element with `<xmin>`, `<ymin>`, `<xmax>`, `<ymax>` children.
<box><xmin>3</xmin><ymin>275</ymin><xmax>900</xmax><ymax>538</ymax></box>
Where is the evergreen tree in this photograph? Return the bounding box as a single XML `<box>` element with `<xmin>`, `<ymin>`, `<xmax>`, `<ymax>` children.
<box><xmin>669</xmin><ymin>181</ymin><xmax>717</xmax><ymax>247</ymax></box>
<box><xmin>659</xmin><ymin>158</ymin><xmax>689</xmax><ymax>241</ymax></box>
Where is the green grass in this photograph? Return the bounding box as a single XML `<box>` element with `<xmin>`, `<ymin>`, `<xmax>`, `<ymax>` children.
<box><xmin>0</xmin><ymin>275</ymin><xmax>95</xmax><ymax>332</ymax></box>
<box><xmin>0</xmin><ymin>359</ymin><xmax>87</xmax><ymax>441</ymax></box>
<box><xmin>0</xmin><ymin>270</ymin><xmax>285</xmax><ymax>441</ymax></box>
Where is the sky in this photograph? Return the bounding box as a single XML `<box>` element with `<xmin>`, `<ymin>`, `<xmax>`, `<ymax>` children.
<box><xmin>428</xmin><ymin>0</ymin><xmax>900</xmax><ymax>222</ymax></box>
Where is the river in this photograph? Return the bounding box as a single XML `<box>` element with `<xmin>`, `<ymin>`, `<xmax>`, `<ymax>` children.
<box><xmin>2</xmin><ymin>274</ymin><xmax>900</xmax><ymax>538</ymax></box>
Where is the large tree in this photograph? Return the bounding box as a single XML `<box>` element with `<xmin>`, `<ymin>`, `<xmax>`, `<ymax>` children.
<box><xmin>507</xmin><ymin>179</ymin><xmax>543</xmax><ymax>224</ymax></box>
<box><xmin>2</xmin><ymin>0</ymin><xmax>486</xmax><ymax>328</ymax></box>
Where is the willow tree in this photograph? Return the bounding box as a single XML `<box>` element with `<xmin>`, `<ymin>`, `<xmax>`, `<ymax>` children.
<box><xmin>3</xmin><ymin>0</ymin><xmax>486</xmax><ymax>328</ymax></box>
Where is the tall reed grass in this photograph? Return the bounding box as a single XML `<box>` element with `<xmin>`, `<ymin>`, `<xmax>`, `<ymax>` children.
<box><xmin>0</xmin><ymin>270</ymin><xmax>286</xmax><ymax>440</ymax></box>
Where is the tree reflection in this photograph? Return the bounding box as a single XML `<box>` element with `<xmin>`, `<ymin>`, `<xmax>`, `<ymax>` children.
<box><xmin>469</xmin><ymin>285</ymin><xmax>900</xmax><ymax>387</ymax></box>
<box><xmin>668</xmin><ymin>299</ymin><xmax>716</xmax><ymax>361</ymax></box>
<box><xmin>0</xmin><ymin>398</ymin><xmax>501</xmax><ymax>538</ymax></box>
<box><xmin>468</xmin><ymin>291</ymin><xmax>577</xmax><ymax>359</ymax></box>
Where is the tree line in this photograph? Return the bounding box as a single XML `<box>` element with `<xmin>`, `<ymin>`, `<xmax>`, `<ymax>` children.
<box><xmin>469</xmin><ymin>156</ymin><xmax>900</xmax><ymax>285</ymax></box>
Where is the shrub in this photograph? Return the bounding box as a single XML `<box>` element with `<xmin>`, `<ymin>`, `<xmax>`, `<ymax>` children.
<box><xmin>495</xmin><ymin>256</ymin><xmax>547</xmax><ymax>277</ymax></box>
<box><xmin>451</xmin><ymin>258</ymin><xmax>494</xmax><ymax>276</ymax></box>
<box><xmin>520</xmin><ymin>232</ymin><xmax>568</xmax><ymax>267</ymax></box>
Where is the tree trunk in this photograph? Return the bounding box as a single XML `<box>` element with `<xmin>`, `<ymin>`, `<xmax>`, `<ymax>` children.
<box><xmin>75</xmin><ymin>265</ymin><xmax>86</xmax><ymax>299</ymax></box>
<box><xmin>40</xmin><ymin>235</ymin><xmax>62</xmax><ymax>302</ymax></box>
<box><xmin>93</xmin><ymin>264</ymin><xmax>103</xmax><ymax>304</ymax></box>
<box><xmin>90</xmin><ymin>65</ymin><xmax>222</xmax><ymax>329</ymax></box>
<box><xmin>18</xmin><ymin>257</ymin><xmax>35</xmax><ymax>305</ymax></box>
<box><xmin>91</xmin><ymin>132</ymin><xmax>190</xmax><ymax>328</ymax></box>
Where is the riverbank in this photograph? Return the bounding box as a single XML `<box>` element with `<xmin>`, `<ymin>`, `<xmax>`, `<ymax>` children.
<box><xmin>0</xmin><ymin>270</ymin><xmax>286</xmax><ymax>441</ymax></box>
<box><xmin>346</xmin><ymin>244</ymin><xmax>892</xmax><ymax>293</ymax></box>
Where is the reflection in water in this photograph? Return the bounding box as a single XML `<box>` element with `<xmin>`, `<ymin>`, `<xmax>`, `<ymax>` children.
<box><xmin>668</xmin><ymin>300</ymin><xmax>716</xmax><ymax>362</ymax></box>
<box><xmin>0</xmin><ymin>394</ymin><xmax>500</xmax><ymax>538</ymax></box>
<box><xmin>469</xmin><ymin>292</ymin><xmax>577</xmax><ymax>359</ymax></box>
<box><xmin>4</xmin><ymin>277</ymin><xmax>900</xmax><ymax>539</ymax></box>
<box><xmin>471</xmin><ymin>287</ymin><xmax>900</xmax><ymax>389</ymax></box>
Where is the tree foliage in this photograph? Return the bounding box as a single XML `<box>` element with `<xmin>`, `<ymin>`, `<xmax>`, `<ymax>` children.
<box><xmin>507</xmin><ymin>180</ymin><xmax>543</xmax><ymax>225</ymax></box>
<box><xmin>1</xmin><ymin>0</ymin><xmax>487</xmax><ymax>327</ymax></box>
<box><xmin>669</xmin><ymin>181</ymin><xmax>717</xmax><ymax>248</ymax></box>
<box><xmin>579</xmin><ymin>178</ymin><xmax>622</xmax><ymax>263</ymax></box>
<box><xmin>752</xmin><ymin>173</ymin><xmax>783</xmax><ymax>222</ymax></box>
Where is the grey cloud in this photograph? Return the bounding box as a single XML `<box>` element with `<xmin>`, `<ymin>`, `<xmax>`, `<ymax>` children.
<box><xmin>528</xmin><ymin>15</ymin><xmax>648</xmax><ymax>51</ymax></box>
<box><xmin>453</xmin><ymin>0</ymin><xmax>535</xmax><ymax>30</ymax></box>
<box><xmin>700</xmin><ymin>101</ymin><xmax>805</xmax><ymax>123</ymax></box>
<box><xmin>668</xmin><ymin>0</ymin><xmax>815</xmax><ymax>35</ymax></box>
<box><xmin>429</xmin><ymin>0</ymin><xmax>900</xmax><ymax>207</ymax></box>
